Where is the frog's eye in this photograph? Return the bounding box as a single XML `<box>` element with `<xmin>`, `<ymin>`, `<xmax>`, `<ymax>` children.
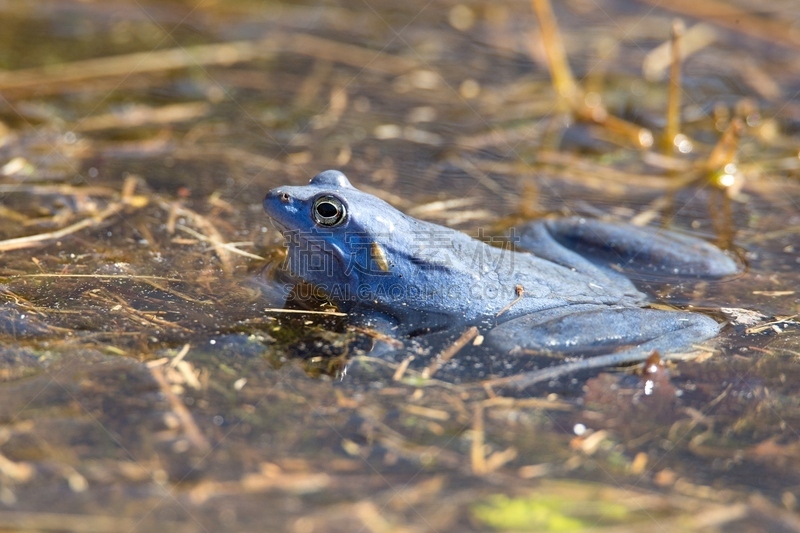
<box><xmin>312</xmin><ymin>195</ymin><xmax>347</xmax><ymax>227</ymax></box>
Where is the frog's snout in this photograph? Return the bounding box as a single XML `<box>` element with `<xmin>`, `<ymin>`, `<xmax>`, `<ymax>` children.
<box><xmin>264</xmin><ymin>189</ymin><xmax>291</xmax><ymax>203</ymax></box>
<box><xmin>263</xmin><ymin>189</ymin><xmax>292</xmax><ymax>213</ymax></box>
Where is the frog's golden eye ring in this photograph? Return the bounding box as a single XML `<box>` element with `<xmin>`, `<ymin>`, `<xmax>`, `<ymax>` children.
<box><xmin>312</xmin><ymin>195</ymin><xmax>347</xmax><ymax>227</ymax></box>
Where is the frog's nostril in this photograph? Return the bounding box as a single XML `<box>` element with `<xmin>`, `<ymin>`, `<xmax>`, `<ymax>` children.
<box><xmin>280</xmin><ymin>192</ymin><xmax>291</xmax><ymax>203</ymax></box>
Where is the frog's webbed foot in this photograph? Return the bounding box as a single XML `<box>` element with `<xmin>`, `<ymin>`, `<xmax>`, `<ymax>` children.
<box><xmin>517</xmin><ymin>217</ymin><xmax>740</xmax><ymax>278</ymax></box>
<box><xmin>484</xmin><ymin>307</ymin><xmax>722</xmax><ymax>390</ymax></box>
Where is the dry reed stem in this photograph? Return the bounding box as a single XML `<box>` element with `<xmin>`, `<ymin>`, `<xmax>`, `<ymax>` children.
<box><xmin>634</xmin><ymin>0</ymin><xmax>800</xmax><ymax>50</ymax></box>
<box><xmin>0</xmin><ymin>33</ymin><xmax>416</xmax><ymax>96</ymax></box>
<box><xmin>0</xmin><ymin>40</ymin><xmax>269</xmax><ymax>91</ymax></box>
<box><xmin>496</xmin><ymin>285</ymin><xmax>525</xmax><ymax>318</ymax></box>
<box><xmin>643</xmin><ymin>23</ymin><xmax>717</xmax><ymax>81</ymax></box>
<box><xmin>423</xmin><ymin>326</ymin><xmax>478</xmax><ymax>379</ymax></box>
<box><xmin>74</xmin><ymin>102</ymin><xmax>211</xmax><ymax>132</ymax></box>
<box><xmin>138</xmin><ymin>279</ymin><xmax>214</xmax><ymax>305</ymax></box>
<box><xmin>0</xmin><ymin>197</ymin><xmax>145</xmax><ymax>252</ymax></box>
<box><xmin>661</xmin><ymin>20</ymin><xmax>685</xmax><ymax>154</ymax></box>
<box><xmin>0</xmin><ymin>205</ymin><xmax>30</xmax><ymax>223</ymax></box>
<box><xmin>149</xmin><ymin>365</ymin><xmax>212</xmax><ymax>453</ymax></box>
<box><xmin>530</xmin><ymin>0</ymin><xmax>580</xmax><ymax>108</ymax></box>
<box><xmin>158</xmin><ymin>200</ymin><xmax>236</xmax><ymax>274</ymax></box>
<box><xmin>481</xmin><ymin>396</ymin><xmax>573</xmax><ymax>411</ymax></box>
<box><xmin>0</xmin><ymin>184</ymin><xmax>117</xmax><ymax>196</ymax></box>
<box><xmin>705</xmin><ymin>118</ymin><xmax>743</xmax><ymax>173</ymax></box>
<box><xmin>529</xmin><ymin>0</ymin><xmax>653</xmax><ymax>147</ymax></box>
<box><xmin>470</xmin><ymin>403</ymin><xmax>487</xmax><ymax>475</ymax></box>
<box><xmin>392</xmin><ymin>356</ymin><xmax>415</xmax><ymax>382</ymax></box>
<box><xmin>176</xmin><ymin>224</ymin><xmax>265</xmax><ymax>261</ymax></box>
<box><xmin>0</xmin><ymin>176</ymin><xmax>143</xmax><ymax>252</ymax></box>
<box><xmin>84</xmin><ymin>290</ymin><xmax>192</xmax><ymax>333</ymax></box>
<box><xmin>0</xmin><ymin>512</ymin><xmax>196</xmax><ymax>533</ymax></box>
<box><xmin>263</xmin><ymin>308</ymin><xmax>347</xmax><ymax>317</ymax></box>
<box><xmin>6</xmin><ymin>274</ymin><xmax>183</xmax><ymax>282</ymax></box>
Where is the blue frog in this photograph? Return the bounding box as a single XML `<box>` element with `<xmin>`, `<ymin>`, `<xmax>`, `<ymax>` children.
<box><xmin>263</xmin><ymin>170</ymin><xmax>739</xmax><ymax>387</ymax></box>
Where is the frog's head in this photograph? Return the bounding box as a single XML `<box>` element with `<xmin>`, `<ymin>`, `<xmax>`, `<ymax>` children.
<box><xmin>263</xmin><ymin>170</ymin><xmax>408</xmax><ymax>307</ymax></box>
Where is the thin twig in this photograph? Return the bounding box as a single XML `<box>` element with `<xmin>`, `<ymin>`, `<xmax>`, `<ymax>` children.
<box><xmin>351</xmin><ymin>326</ymin><xmax>405</xmax><ymax>348</ymax></box>
<box><xmin>529</xmin><ymin>0</ymin><xmax>652</xmax><ymax>148</ymax></box>
<box><xmin>634</xmin><ymin>0</ymin><xmax>800</xmax><ymax>50</ymax></box>
<box><xmin>470</xmin><ymin>403</ymin><xmax>487</xmax><ymax>475</ymax></box>
<box><xmin>139</xmin><ymin>279</ymin><xmax>215</xmax><ymax>305</ymax></box>
<box><xmin>282</xmin><ymin>33</ymin><xmax>417</xmax><ymax>75</ymax></box>
<box><xmin>0</xmin><ymin>33</ymin><xmax>417</xmax><ymax>96</ymax></box>
<box><xmin>0</xmin><ymin>184</ymin><xmax>117</xmax><ymax>196</ymax></box>
<box><xmin>0</xmin><ymin>512</ymin><xmax>197</xmax><ymax>533</ymax></box>
<box><xmin>746</xmin><ymin>315</ymin><xmax>798</xmax><ymax>335</ymax></box>
<box><xmin>0</xmin><ymin>40</ymin><xmax>271</xmax><ymax>92</ymax></box>
<box><xmin>150</xmin><ymin>366</ymin><xmax>212</xmax><ymax>453</ymax></box>
<box><xmin>392</xmin><ymin>356</ymin><xmax>415</xmax><ymax>381</ymax></box>
<box><xmin>0</xmin><ymin>177</ymin><xmax>146</xmax><ymax>252</ymax></box>
<box><xmin>176</xmin><ymin>224</ymin><xmax>266</xmax><ymax>261</ymax></box>
<box><xmin>0</xmin><ymin>202</ymin><xmax>125</xmax><ymax>252</ymax></box>
<box><xmin>74</xmin><ymin>102</ymin><xmax>210</xmax><ymax>132</ymax></box>
<box><xmin>661</xmin><ymin>20</ymin><xmax>685</xmax><ymax>154</ymax></box>
<box><xmin>5</xmin><ymin>274</ymin><xmax>184</xmax><ymax>282</ymax></box>
<box><xmin>530</xmin><ymin>0</ymin><xmax>580</xmax><ymax>107</ymax></box>
<box><xmin>263</xmin><ymin>307</ymin><xmax>347</xmax><ymax>317</ymax></box>
<box><xmin>496</xmin><ymin>285</ymin><xmax>525</xmax><ymax>318</ymax></box>
<box><xmin>643</xmin><ymin>23</ymin><xmax>716</xmax><ymax>81</ymax></box>
<box><xmin>158</xmin><ymin>200</ymin><xmax>236</xmax><ymax>274</ymax></box>
<box><xmin>84</xmin><ymin>291</ymin><xmax>192</xmax><ymax>332</ymax></box>
<box><xmin>704</xmin><ymin>118</ymin><xmax>743</xmax><ymax>174</ymax></box>
<box><xmin>423</xmin><ymin>326</ymin><xmax>479</xmax><ymax>379</ymax></box>
<box><xmin>170</xmin><ymin>344</ymin><xmax>192</xmax><ymax>368</ymax></box>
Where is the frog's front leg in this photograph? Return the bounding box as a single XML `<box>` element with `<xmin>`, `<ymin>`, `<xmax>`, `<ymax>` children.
<box><xmin>347</xmin><ymin>305</ymin><xmax>455</xmax><ymax>359</ymax></box>
<box><xmin>484</xmin><ymin>306</ymin><xmax>721</xmax><ymax>389</ymax></box>
<box><xmin>517</xmin><ymin>217</ymin><xmax>740</xmax><ymax>278</ymax></box>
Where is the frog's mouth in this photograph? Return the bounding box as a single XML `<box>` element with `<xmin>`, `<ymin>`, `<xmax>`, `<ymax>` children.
<box><xmin>265</xmin><ymin>214</ymin><xmax>290</xmax><ymax>234</ymax></box>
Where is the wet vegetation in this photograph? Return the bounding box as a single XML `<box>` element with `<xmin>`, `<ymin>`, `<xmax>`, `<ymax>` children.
<box><xmin>0</xmin><ymin>0</ymin><xmax>799</xmax><ymax>530</ymax></box>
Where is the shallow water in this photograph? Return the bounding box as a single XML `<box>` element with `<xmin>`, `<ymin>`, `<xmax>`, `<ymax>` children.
<box><xmin>0</xmin><ymin>0</ymin><xmax>799</xmax><ymax>531</ymax></box>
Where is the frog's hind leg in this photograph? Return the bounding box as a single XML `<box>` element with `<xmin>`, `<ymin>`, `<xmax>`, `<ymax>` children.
<box><xmin>518</xmin><ymin>217</ymin><xmax>740</xmax><ymax>278</ymax></box>
<box><xmin>484</xmin><ymin>307</ymin><xmax>722</xmax><ymax>390</ymax></box>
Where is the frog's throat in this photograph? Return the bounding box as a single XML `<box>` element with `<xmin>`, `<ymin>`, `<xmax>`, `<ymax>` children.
<box><xmin>282</xmin><ymin>232</ymin><xmax>359</xmax><ymax>289</ymax></box>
